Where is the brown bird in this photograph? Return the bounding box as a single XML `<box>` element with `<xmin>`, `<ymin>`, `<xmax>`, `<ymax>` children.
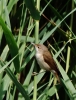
<box><xmin>32</xmin><ymin>43</ymin><xmax>60</xmax><ymax>82</ymax></box>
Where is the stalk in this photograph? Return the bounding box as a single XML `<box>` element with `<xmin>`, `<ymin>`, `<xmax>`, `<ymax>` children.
<box><xmin>33</xmin><ymin>0</ymin><xmax>40</xmax><ymax>100</ymax></box>
<box><xmin>66</xmin><ymin>0</ymin><xmax>74</xmax><ymax>73</ymax></box>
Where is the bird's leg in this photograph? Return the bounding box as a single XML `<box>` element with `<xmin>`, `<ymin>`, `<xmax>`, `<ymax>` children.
<box><xmin>32</xmin><ymin>70</ymin><xmax>46</xmax><ymax>76</ymax></box>
<box><xmin>32</xmin><ymin>72</ymin><xmax>38</xmax><ymax>76</ymax></box>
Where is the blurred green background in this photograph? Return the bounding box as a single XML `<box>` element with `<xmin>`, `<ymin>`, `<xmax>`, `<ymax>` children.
<box><xmin>0</xmin><ymin>0</ymin><xmax>76</xmax><ymax>100</ymax></box>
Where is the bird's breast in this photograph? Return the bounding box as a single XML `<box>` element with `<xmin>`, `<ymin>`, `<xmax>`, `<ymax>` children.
<box><xmin>35</xmin><ymin>53</ymin><xmax>43</xmax><ymax>65</ymax></box>
<box><xmin>35</xmin><ymin>53</ymin><xmax>50</xmax><ymax>71</ymax></box>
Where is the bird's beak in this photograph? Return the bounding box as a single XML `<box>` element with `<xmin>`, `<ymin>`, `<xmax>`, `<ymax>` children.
<box><xmin>31</xmin><ymin>42</ymin><xmax>35</xmax><ymax>46</ymax></box>
<box><xmin>31</xmin><ymin>43</ymin><xmax>38</xmax><ymax>52</ymax></box>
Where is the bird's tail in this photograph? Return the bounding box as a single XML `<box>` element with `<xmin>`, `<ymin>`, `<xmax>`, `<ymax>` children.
<box><xmin>51</xmin><ymin>70</ymin><xmax>60</xmax><ymax>83</ymax></box>
<box><xmin>55</xmin><ymin>72</ymin><xmax>60</xmax><ymax>83</ymax></box>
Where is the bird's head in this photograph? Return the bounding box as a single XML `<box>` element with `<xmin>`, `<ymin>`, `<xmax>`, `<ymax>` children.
<box><xmin>31</xmin><ymin>43</ymin><xmax>48</xmax><ymax>54</ymax></box>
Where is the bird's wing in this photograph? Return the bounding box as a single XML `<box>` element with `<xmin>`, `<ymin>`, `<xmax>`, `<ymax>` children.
<box><xmin>43</xmin><ymin>51</ymin><xmax>59</xmax><ymax>73</ymax></box>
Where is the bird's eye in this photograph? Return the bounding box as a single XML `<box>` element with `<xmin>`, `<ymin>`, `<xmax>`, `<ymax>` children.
<box><xmin>38</xmin><ymin>46</ymin><xmax>39</xmax><ymax>48</ymax></box>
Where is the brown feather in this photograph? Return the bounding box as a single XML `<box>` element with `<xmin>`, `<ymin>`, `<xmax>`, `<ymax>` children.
<box><xmin>43</xmin><ymin>51</ymin><xmax>58</xmax><ymax>71</ymax></box>
<box><xmin>43</xmin><ymin>51</ymin><xmax>59</xmax><ymax>74</ymax></box>
<box><xmin>43</xmin><ymin>51</ymin><xmax>60</xmax><ymax>82</ymax></box>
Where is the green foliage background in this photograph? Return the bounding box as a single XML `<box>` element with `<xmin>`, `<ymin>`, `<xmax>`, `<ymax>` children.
<box><xmin>0</xmin><ymin>0</ymin><xmax>76</xmax><ymax>100</ymax></box>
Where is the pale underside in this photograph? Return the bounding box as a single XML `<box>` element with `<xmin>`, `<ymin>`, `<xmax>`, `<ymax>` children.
<box><xmin>35</xmin><ymin>53</ymin><xmax>51</xmax><ymax>71</ymax></box>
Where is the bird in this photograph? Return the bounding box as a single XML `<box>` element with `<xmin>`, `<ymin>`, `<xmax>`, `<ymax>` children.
<box><xmin>32</xmin><ymin>43</ymin><xmax>60</xmax><ymax>82</ymax></box>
